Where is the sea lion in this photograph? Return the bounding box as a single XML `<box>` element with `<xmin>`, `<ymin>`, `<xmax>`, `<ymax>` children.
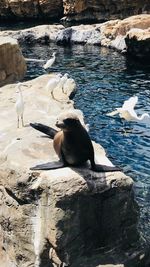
<box><xmin>30</xmin><ymin>111</ymin><xmax>120</xmax><ymax>172</ymax></box>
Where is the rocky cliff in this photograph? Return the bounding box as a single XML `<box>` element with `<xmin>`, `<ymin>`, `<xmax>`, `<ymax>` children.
<box><xmin>0</xmin><ymin>0</ymin><xmax>149</xmax><ymax>22</ymax></box>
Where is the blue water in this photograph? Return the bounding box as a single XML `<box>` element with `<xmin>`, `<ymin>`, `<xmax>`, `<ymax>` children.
<box><xmin>22</xmin><ymin>43</ymin><xmax>150</xmax><ymax>243</ymax></box>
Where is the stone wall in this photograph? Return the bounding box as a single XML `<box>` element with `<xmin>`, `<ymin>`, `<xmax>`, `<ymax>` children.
<box><xmin>0</xmin><ymin>37</ymin><xmax>26</xmax><ymax>87</ymax></box>
<box><xmin>0</xmin><ymin>0</ymin><xmax>149</xmax><ymax>22</ymax></box>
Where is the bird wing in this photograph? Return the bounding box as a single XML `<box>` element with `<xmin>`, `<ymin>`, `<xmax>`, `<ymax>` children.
<box><xmin>106</xmin><ymin>109</ymin><xmax>119</xmax><ymax>116</ymax></box>
<box><xmin>122</xmin><ymin>96</ymin><xmax>138</xmax><ymax>110</ymax></box>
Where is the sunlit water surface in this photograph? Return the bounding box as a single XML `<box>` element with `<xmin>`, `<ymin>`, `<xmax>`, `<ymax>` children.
<box><xmin>22</xmin><ymin>43</ymin><xmax>150</xmax><ymax>243</ymax></box>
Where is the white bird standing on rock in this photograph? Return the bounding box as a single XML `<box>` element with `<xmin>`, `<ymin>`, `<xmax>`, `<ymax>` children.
<box><xmin>43</xmin><ymin>52</ymin><xmax>56</xmax><ymax>70</ymax></box>
<box><xmin>15</xmin><ymin>83</ymin><xmax>25</xmax><ymax>128</ymax></box>
<box><xmin>62</xmin><ymin>77</ymin><xmax>76</xmax><ymax>94</ymax></box>
<box><xmin>107</xmin><ymin>96</ymin><xmax>150</xmax><ymax>122</ymax></box>
<box><xmin>59</xmin><ymin>73</ymin><xmax>69</xmax><ymax>89</ymax></box>
<box><xmin>49</xmin><ymin>73</ymin><xmax>69</xmax><ymax>100</ymax></box>
<box><xmin>45</xmin><ymin>74</ymin><xmax>62</xmax><ymax>99</ymax></box>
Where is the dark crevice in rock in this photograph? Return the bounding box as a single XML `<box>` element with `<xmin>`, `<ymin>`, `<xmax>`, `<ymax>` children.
<box><xmin>4</xmin><ymin>186</ymin><xmax>42</xmax><ymax>205</ymax></box>
<box><xmin>5</xmin><ymin>187</ymin><xmax>30</xmax><ymax>205</ymax></box>
<box><xmin>39</xmin><ymin>239</ymin><xmax>53</xmax><ymax>267</ymax></box>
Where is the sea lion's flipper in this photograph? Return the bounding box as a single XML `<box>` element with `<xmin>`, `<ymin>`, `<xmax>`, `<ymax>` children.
<box><xmin>30</xmin><ymin>123</ymin><xmax>58</xmax><ymax>138</ymax></box>
<box><xmin>92</xmin><ymin>164</ymin><xmax>121</xmax><ymax>172</ymax></box>
<box><xmin>30</xmin><ymin>161</ymin><xmax>65</xmax><ymax>170</ymax></box>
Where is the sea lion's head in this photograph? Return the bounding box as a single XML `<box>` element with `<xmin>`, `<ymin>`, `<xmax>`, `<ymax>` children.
<box><xmin>56</xmin><ymin>110</ymin><xmax>81</xmax><ymax>131</ymax></box>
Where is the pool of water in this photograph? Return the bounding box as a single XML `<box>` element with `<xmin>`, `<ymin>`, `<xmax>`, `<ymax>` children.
<box><xmin>22</xmin><ymin>43</ymin><xmax>150</xmax><ymax>243</ymax></box>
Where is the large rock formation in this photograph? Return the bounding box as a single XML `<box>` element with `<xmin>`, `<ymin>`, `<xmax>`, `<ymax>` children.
<box><xmin>0</xmin><ymin>14</ymin><xmax>149</xmax><ymax>63</ymax></box>
<box><xmin>63</xmin><ymin>0</ymin><xmax>150</xmax><ymax>23</ymax></box>
<box><xmin>63</xmin><ymin>0</ymin><xmax>150</xmax><ymax>21</ymax></box>
<box><xmin>0</xmin><ymin>0</ymin><xmax>149</xmax><ymax>22</ymax></box>
<box><xmin>0</xmin><ymin>37</ymin><xmax>26</xmax><ymax>87</ymax></box>
<box><xmin>0</xmin><ymin>0</ymin><xmax>63</xmax><ymax>20</ymax></box>
<box><xmin>0</xmin><ymin>75</ymin><xmax>150</xmax><ymax>267</ymax></box>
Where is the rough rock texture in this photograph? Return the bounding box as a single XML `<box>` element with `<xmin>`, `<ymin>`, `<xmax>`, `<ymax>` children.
<box><xmin>8</xmin><ymin>0</ymin><xmax>39</xmax><ymax>18</ymax></box>
<box><xmin>0</xmin><ymin>0</ymin><xmax>63</xmax><ymax>20</ymax></box>
<box><xmin>0</xmin><ymin>24</ymin><xmax>64</xmax><ymax>45</ymax></box>
<box><xmin>100</xmin><ymin>14</ymin><xmax>150</xmax><ymax>62</ymax></box>
<box><xmin>57</xmin><ymin>14</ymin><xmax>150</xmax><ymax>49</ymax></box>
<box><xmin>62</xmin><ymin>0</ymin><xmax>150</xmax><ymax>23</ymax></box>
<box><xmin>125</xmin><ymin>27</ymin><xmax>150</xmax><ymax>62</ymax></box>
<box><xmin>0</xmin><ymin>75</ymin><xmax>150</xmax><ymax>267</ymax></box>
<box><xmin>0</xmin><ymin>0</ymin><xmax>150</xmax><ymax>22</ymax></box>
<box><xmin>0</xmin><ymin>37</ymin><xmax>26</xmax><ymax>87</ymax></box>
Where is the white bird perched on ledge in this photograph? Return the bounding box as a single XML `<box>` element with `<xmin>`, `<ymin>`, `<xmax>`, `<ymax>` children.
<box><xmin>45</xmin><ymin>73</ymin><xmax>62</xmax><ymax>99</ymax></box>
<box><xmin>62</xmin><ymin>77</ymin><xmax>76</xmax><ymax>94</ymax></box>
<box><xmin>15</xmin><ymin>83</ymin><xmax>25</xmax><ymax>128</ymax></box>
<box><xmin>43</xmin><ymin>52</ymin><xmax>56</xmax><ymax>70</ymax></box>
<box><xmin>107</xmin><ymin>96</ymin><xmax>150</xmax><ymax>122</ymax></box>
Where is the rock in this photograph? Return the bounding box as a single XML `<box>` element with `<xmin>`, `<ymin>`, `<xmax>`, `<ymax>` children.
<box><xmin>58</xmin><ymin>14</ymin><xmax>150</xmax><ymax>57</ymax></box>
<box><xmin>63</xmin><ymin>0</ymin><xmax>150</xmax><ymax>23</ymax></box>
<box><xmin>39</xmin><ymin>0</ymin><xmax>63</xmax><ymax>19</ymax></box>
<box><xmin>0</xmin><ymin>14</ymin><xmax>150</xmax><ymax>63</ymax></box>
<box><xmin>0</xmin><ymin>24</ymin><xmax>65</xmax><ymax>45</ymax></box>
<box><xmin>125</xmin><ymin>27</ymin><xmax>150</xmax><ymax>62</ymax></box>
<box><xmin>0</xmin><ymin>37</ymin><xmax>26</xmax><ymax>87</ymax></box>
<box><xmin>57</xmin><ymin>24</ymin><xmax>102</xmax><ymax>45</ymax></box>
<box><xmin>100</xmin><ymin>14</ymin><xmax>150</xmax><ymax>51</ymax></box>
<box><xmin>8</xmin><ymin>0</ymin><xmax>39</xmax><ymax>18</ymax></box>
<box><xmin>0</xmin><ymin>70</ymin><xmax>6</xmax><ymax>81</ymax></box>
<box><xmin>0</xmin><ymin>74</ymin><xmax>149</xmax><ymax>266</ymax></box>
<box><xmin>0</xmin><ymin>0</ymin><xmax>150</xmax><ymax>23</ymax></box>
<box><xmin>56</xmin><ymin>27</ymin><xmax>73</xmax><ymax>45</ymax></box>
<box><xmin>0</xmin><ymin>0</ymin><xmax>10</xmax><ymax>19</ymax></box>
<box><xmin>0</xmin><ymin>0</ymin><xmax>63</xmax><ymax>20</ymax></box>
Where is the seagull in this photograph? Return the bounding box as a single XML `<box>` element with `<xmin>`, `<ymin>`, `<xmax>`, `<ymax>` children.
<box><xmin>15</xmin><ymin>83</ymin><xmax>25</xmax><ymax>128</ymax></box>
<box><xmin>107</xmin><ymin>96</ymin><xmax>150</xmax><ymax>121</ymax></box>
<box><xmin>43</xmin><ymin>52</ymin><xmax>56</xmax><ymax>70</ymax></box>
